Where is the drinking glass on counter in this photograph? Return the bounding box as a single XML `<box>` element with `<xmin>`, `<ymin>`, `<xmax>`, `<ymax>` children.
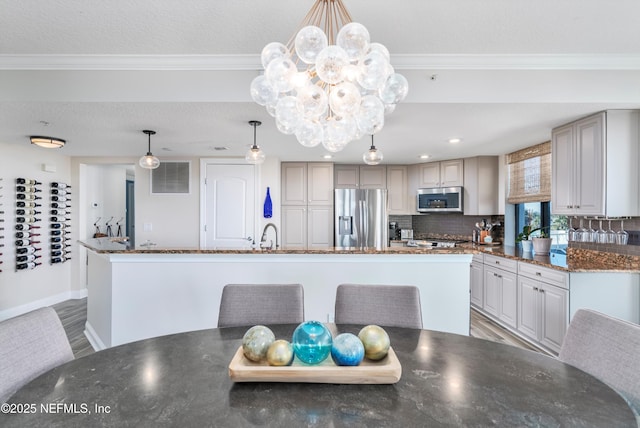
<box><xmin>616</xmin><ymin>220</ymin><xmax>629</xmax><ymax>245</ymax></box>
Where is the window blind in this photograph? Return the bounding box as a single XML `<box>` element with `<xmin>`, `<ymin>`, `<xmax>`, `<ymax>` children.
<box><xmin>507</xmin><ymin>141</ymin><xmax>551</xmax><ymax>204</ymax></box>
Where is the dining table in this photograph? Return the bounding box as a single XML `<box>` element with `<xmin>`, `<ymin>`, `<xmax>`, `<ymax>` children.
<box><xmin>1</xmin><ymin>324</ymin><xmax>636</xmax><ymax>427</ymax></box>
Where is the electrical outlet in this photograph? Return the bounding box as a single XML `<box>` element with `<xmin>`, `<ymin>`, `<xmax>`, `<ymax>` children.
<box><xmin>143</xmin><ymin>222</ymin><xmax>153</xmax><ymax>232</ymax></box>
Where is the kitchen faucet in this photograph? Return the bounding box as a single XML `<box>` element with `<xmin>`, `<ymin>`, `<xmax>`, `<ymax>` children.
<box><xmin>260</xmin><ymin>223</ymin><xmax>279</xmax><ymax>250</ymax></box>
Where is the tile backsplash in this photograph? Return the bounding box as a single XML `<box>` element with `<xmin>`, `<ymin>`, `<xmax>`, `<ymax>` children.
<box><xmin>390</xmin><ymin>213</ymin><xmax>505</xmax><ymax>242</ymax></box>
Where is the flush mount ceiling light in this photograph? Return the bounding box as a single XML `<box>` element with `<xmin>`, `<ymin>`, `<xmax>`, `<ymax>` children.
<box><xmin>250</xmin><ymin>0</ymin><xmax>408</xmax><ymax>153</ymax></box>
<box><xmin>448</xmin><ymin>138</ymin><xmax>461</xmax><ymax>144</ymax></box>
<box><xmin>139</xmin><ymin>130</ymin><xmax>160</xmax><ymax>169</ymax></box>
<box><xmin>30</xmin><ymin>136</ymin><xmax>65</xmax><ymax>149</ymax></box>
<box><xmin>363</xmin><ymin>134</ymin><xmax>383</xmax><ymax>165</ymax></box>
<box><xmin>245</xmin><ymin>120</ymin><xmax>266</xmax><ymax>165</ymax></box>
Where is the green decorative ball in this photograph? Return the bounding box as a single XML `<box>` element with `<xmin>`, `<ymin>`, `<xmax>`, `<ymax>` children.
<box><xmin>358</xmin><ymin>325</ymin><xmax>390</xmax><ymax>361</ymax></box>
<box><xmin>266</xmin><ymin>340</ymin><xmax>294</xmax><ymax>366</ymax></box>
<box><xmin>242</xmin><ymin>325</ymin><xmax>275</xmax><ymax>362</ymax></box>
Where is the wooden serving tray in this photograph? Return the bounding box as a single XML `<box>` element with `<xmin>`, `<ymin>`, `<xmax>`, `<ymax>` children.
<box><xmin>228</xmin><ymin>346</ymin><xmax>402</xmax><ymax>384</ymax></box>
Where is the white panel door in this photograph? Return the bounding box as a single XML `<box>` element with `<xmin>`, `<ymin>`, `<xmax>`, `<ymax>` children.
<box><xmin>204</xmin><ymin>164</ymin><xmax>255</xmax><ymax>248</ymax></box>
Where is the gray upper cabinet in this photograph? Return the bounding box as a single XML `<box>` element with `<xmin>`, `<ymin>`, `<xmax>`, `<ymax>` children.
<box><xmin>387</xmin><ymin>165</ymin><xmax>409</xmax><ymax>214</ymax></box>
<box><xmin>282</xmin><ymin>162</ymin><xmax>334</xmax><ymax>206</ymax></box>
<box><xmin>552</xmin><ymin>110</ymin><xmax>640</xmax><ymax>217</ymax></box>
<box><xmin>417</xmin><ymin>159</ymin><xmax>464</xmax><ymax>188</ymax></box>
<box><xmin>464</xmin><ymin>156</ymin><xmax>499</xmax><ymax>216</ymax></box>
<box><xmin>334</xmin><ymin>165</ymin><xmax>387</xmax><ymax>189</ymax></box>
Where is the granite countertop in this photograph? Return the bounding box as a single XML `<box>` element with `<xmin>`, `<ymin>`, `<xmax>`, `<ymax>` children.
<box><xmin>79</xmin><ymin>238</ymin><xmax>640</xmax><ymax>273</ymax></box>
<box><xmin>78</xmin><ymin>237</ymin><xmax>478</xmax><ymax>256</ymax></box>
<box><xmin>469</xmin><ymin>243</ymin><xmax>640</xmax><ymax>273</ymax></box>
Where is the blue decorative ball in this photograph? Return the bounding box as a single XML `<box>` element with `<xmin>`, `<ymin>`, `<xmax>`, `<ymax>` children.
<box><xmin>331</xmin><ymin>333</ymin><xmax>365</xmax><ymax>366</ymax></box>
<box><xmin>292</xmin><ymin>321</ymin><xmax>333</xmax><ymax>365</ymax></box>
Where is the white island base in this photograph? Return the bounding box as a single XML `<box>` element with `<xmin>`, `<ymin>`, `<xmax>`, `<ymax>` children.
<box><xmin>85</xmin><ymin>251</ymin><xmax>472</xmax><ymax>350</ymax></box>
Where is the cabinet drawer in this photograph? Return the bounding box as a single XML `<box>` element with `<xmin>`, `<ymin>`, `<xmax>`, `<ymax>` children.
<box><xmin>483</xmin><ymin>255</ymin><xmax>517</xmax><ymax>273</ymax></box>
<box><xmin>517</xmin><ymin>262</ymin><xmax>568</xmax><ymax>289</ymax></box>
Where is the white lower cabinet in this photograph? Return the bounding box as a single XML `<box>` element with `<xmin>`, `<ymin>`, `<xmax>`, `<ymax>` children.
<box><xmin>517</xmin><ymin>265</ymin><xmax>568</xmax><ymax>354</ymax></box>
<box><xmin>472</xmin><ymin>254</ymin><xmax>568</xmax><ymax>354</ymax></box>
<box><xmin>483</xmin><ymin>263</ymin><xmax>517</xmax><ymax>329</ymax></box>
<box><xmin>470</xmin><ymin>259</ymin><xmax>484</xmax><ymax>307</ymax></box>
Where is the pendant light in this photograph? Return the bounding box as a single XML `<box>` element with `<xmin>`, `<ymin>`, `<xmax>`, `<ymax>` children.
<box><xmin>245</xmin><ymin>120</ymin><xmax>266</xmax><ymax>165</ymax></box>
<box><xmin>363</xmin><ymin>134</ymin><xmax>383</xmax><ymax>165</ymax></box>
<box><xmin>139</xmin><ymin>130</ymin><xmax>160</xmax><ymax>169</ymax></box>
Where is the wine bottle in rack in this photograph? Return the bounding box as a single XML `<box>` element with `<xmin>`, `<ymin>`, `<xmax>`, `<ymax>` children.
<box><xmin>16</xmin><ymin>246</ymin><xmax>39</xmax><ymax>254</ymax></box>
<box><xmin>50</xmin><ymin>189</ymin><xmax>68</xmax><ymax>195</ymax></box>
<box><xmin>50</xmin><ymin>216</ymin><xmax>71</xmax><ymax>223</ymax></box>
<box><xmin>15</xmin><ymin>239</ymin><xmax>40</xmax><ymax>247</ymax></box>
<box><xmin>50</xmin><ymin>202</ymin><xmax>69</xmax><ymax>209</ymax></box>
<box><xmin>16</xmin><ymin>262</ymin><xmax>42</xmax><ymax>270</ymax></box>
<box><xmin>17</xmin><ymin>194</ymin><xmax>42</xmax><ymax>200</ymax></box>
<box><xmin>15</xmin><ymin>224</ymin><xmax>41</xmax><ymax>231</ymax></box>
<box><xmin>16</xmin><ymin>254</ymin><xmax>41</xmax><ymax>263</ymax></box>
<box><xmin>51</xmin><ymin>250</ymin><xmax>71</xmax><ymax>257</ymax></box>
<box><xmin>50</xmin><ymin>223</ymin><xmax>70</xmax><ymax>229</ymax></box>
<box><xmin>16</xmin><ymin>209</ymin><xmax>41</xmax><ymax>216</ymax></box>
<box><xmin>50</xmin><ymin>195</ymin><xmax>70</xmax><ymax>202</ymax></box>
<box><xmin>50</xmin><ymin>236</ymin><xmax>71</xmax><ymax>243</ymax></box>
<box><xmin>16</xmin><ymin>216</ymin><xmax>41</xmax><ymax>223</ymax></box>
<box><xmin>50</xmin><ymin>230</ymin><xmax>71</xmax><ymax>236</ymax></box>
<box><xmin>51</xmin><ymin>257</ymin><xmax>71</xmax><ymax>264</ymax></box>
<box><xmin>16</xmin><ymin>201</ymin><xmax>41</xmax><ymax>208</ymax></box>
<box><xmin>51</xmin><ymin>182</ymin><xmax>70</xmax><ymax>189</ymax></box>
<box><xmin>16</xmin><ymin>185</ymin><xmax>42</xmax><ymax>193</ymax></box>
<box><xmin>15</xmin><ymin>231</ymin><xmax>40</xmax><ymax>238</ymax></box>
<box><xmin>50</xmin><ymin>209</ymin><xmax>69</xmax><ymax>216</ymax></box>
<box><xmin>17</xmin><ymin>178</ymin><xmax>42</xmax><ymax>185</ymax></box>
<box><xmin>50</xmin><ymin>243</ymin><xmax>64</xmax><ymax>250</ymax></box>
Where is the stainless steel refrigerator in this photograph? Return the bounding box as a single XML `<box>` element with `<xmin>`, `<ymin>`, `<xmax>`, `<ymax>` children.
<box><xmin>335</xmin><ymin>188</ymin><xmax>388</xmax><ymax>249</ymax></box>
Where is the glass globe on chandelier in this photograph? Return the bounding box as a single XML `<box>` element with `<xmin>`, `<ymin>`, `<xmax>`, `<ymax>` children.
<box><xmin>245</xmin><ymin>120</ymin><xmax>266</xmax><ymax>165</ymax></box>
<box><xmin>363</xmin><ymin>134</ymin><xmax>383</xmax><ymax>165</ymax></box>
<box><xmin>250</xmin><ymin>0</ymin><xmax>408</xmax><ymax>153</ymax></box>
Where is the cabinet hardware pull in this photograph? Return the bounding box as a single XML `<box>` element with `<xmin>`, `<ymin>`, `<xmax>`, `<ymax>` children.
<box><xmin>533</xmin><ymin>287</ymin><xmax>539</xmax><ymax>291</ymax></box>
<box><xmin>576</xmin><ymin>206</ymin><xmax>580</xmax><ymax>208</ymax></box>
<box><xmin>540</xmin><ymin>289</ymin><xmax>545</xmax><ymax>293</ymax></box>
<box><xmin>536</xmin><ymin>272</ymin><xmax>542</xmax><ymax>276</ymax></box>
<box><xmin>495</xmin><ymin>261</ymin><xmax>500</xmax><ymax>264</ymax></box>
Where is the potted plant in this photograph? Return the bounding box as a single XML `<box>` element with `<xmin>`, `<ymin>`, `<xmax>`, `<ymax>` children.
<box><xmin>532</xmin><ymin>229</ymin><xmax>552</xmax><ymax>255</ymax></box>
<box><xmin>516</xmin><ymin>225</ymin><xmax>549</xmax><ymax>253</ymax></box>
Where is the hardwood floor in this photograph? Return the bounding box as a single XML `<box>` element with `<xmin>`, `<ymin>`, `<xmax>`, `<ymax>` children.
<box><xmin>51</xmin><ymin>299</ymin><xmax>545</xmax><ymax>359</ymax></box>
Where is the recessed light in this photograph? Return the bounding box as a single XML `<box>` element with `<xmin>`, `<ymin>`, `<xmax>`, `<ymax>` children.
<box><xmin>448</xmin><ymin>138</ymin><xmax>461</xmax><ymax>144</ymax></box>
<box><xmin>322</xmin><ymin>154</ymin><xmax>333</xmax><ymax>159</ymax></box>
<box><xmin>419</xmin><ymin>154</ymin><xmax>430</xmax><ymax>160</ymax></box>
<box><xmin>213</xmin><ymin>146</ymin><xmax>229</xmax><ymax>151</ymax></box>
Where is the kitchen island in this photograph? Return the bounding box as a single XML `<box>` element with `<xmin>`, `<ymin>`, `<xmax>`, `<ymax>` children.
<box><xmin>80</xmin><ymin>238</ymin><xmax>476</xmax><ymax>350</ymax></box>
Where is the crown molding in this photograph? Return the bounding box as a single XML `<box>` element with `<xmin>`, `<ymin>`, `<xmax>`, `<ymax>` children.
<box><xmin>1</xmin><ymin>53</ymin><xmax>640</xmax><ymax>71</ymax></box>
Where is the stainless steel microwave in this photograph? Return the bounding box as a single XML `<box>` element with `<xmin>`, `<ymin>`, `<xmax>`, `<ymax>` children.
<box><xmin>417</xmin><ymin>187</ymin><xmax>463</xmax><ymax>213</ymax></box>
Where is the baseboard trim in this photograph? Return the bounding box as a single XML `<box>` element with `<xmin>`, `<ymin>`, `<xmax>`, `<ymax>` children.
<box><xmin>84</xmin><ymin>321</ymin><xmax>106</xmax><ymax>352</ymax></box>
<box><xmin>0</xmin><ymin>289</ymin><xmax>89</xmax><ymax>322</ymax></box>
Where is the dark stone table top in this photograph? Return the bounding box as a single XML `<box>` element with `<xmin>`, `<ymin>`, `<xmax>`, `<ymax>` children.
<box><xmin>3</xmin><ymin>325</ymin><xmax>636</xmax><ymax>427</ymax></box>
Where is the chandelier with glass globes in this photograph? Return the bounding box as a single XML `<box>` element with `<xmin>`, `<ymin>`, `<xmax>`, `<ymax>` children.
<box><xmin>250</xmin><ymin>0</ymin><xmax>408</xmax><ymax>154</ymax></box>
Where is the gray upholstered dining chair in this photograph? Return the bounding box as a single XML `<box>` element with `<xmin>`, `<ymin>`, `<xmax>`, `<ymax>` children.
<box><xmin>559</xmin><ymin>309</ymin><xmax>640</xmax><ymax>418</ymax></box>
<box><xmin>0</xmin><ymin>307</ymin><xmax>74</xmax><ymax>403</ymax></box>
<box><xmin>217</xmin><ymin>284</ymin><xmax>305</xmax><ymax>328</ymax></box>
<box><xmin>334</xmin><ymin>284</ymin><xmax>423</xmax><ymax>329</ymax></box>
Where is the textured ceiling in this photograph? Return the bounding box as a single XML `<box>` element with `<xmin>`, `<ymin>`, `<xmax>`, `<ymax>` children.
<box><xmin>1</xmin><ymin>0</ymin><xmax>639</xmax><ymax>163</ymax></box>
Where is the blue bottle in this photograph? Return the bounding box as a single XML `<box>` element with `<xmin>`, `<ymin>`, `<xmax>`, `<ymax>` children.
<box><xmin>263</xmin><ymin>187</ymin><xmax>272</xmax><ymax>218</ymax></box>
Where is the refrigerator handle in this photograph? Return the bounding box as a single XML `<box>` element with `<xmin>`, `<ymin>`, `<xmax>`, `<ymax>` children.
<box><xmin>359</xmin><ymin>200</ymin><xmax>367</xmax><ymax>247</ymax></box>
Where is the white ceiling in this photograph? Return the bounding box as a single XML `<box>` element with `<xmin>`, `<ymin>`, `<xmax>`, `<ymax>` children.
<box><xmin>1</xmin><ymin>0</ymin><xmax>639</xmax><ymax>164</ymax></box>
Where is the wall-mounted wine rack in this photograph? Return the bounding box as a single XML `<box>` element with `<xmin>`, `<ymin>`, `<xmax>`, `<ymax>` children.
<box><xmin>15</xmin><ymin>178</ymin><xmax>43</xmax><ymax>271</ymax></box>
<box><xmin>50</xmin><ymin>182</ymin><xmax>72</xmax><ymax>264</ymax></box>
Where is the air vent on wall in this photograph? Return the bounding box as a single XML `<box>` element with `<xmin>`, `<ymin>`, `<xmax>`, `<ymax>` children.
<box><xmin>151</xmin><ymin>162</ymin><xmax>190</xmax><ymax>194</ymax></box>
